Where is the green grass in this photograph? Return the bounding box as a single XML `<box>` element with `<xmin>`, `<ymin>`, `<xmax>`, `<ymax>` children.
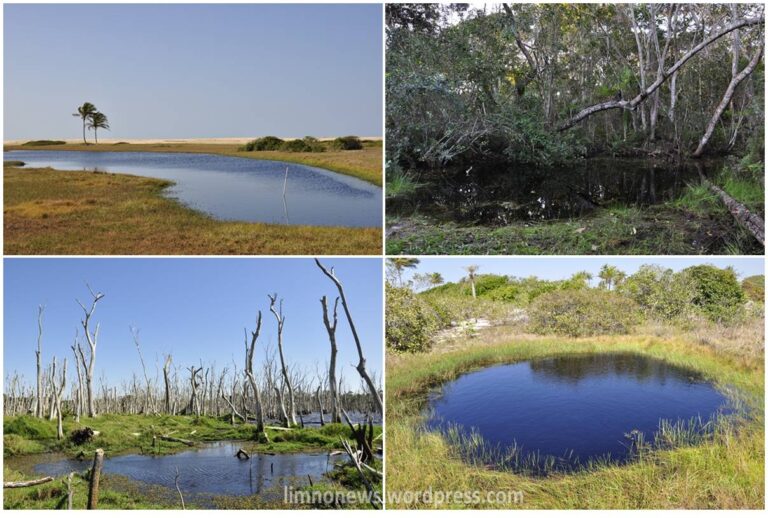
<box><xmin>386</xmin><ymin>336</ymin><xmax>764</xmax><ymax>509</ymax></box>
<box><xmin>386</xmin><ymin>169</ymin><xmax>421</xmax><ymax>197</ymax></box>
<box><xmin>386</xmin><ymin>197</ymin><xmax>763</xmax><ymax>255</ymax></box>
<box><xmin>4</xmin><ymin>166</ymin><xmax>381</xmax><ymax>255</ymax></box>
<box><xmin>5</xmin><ymin>141</ymin><xmax>382</xmax><ymax>186</ymax></box>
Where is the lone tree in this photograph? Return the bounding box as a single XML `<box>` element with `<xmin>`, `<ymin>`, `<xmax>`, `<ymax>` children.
<box><xmin>464</xmin><ymin>265</ymin><xmax>479</xmax><ymax>299</ymax></box>
<box><xmin>87</xmin><ymin>112</ymin><xmax>110</xmax><ymax>144</ymax></box>
<box><xmin>73</xmin><ymin>102</ymin><xmax>98</xmax><ymax>144</ymax></box>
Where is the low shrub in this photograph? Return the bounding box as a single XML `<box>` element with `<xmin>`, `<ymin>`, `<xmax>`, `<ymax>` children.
<box><xmin>22</xmin><ymin>140</ymin><xmax>66</xmax><ymax>146</ymax></box>
<box><xmin>741</xmin><ymin>275</ymin><xmax>764</xmax><ymax>303</ymax></box>
<box><xmin>331</xmin><ymin>136</ymin><xmax>363</xmax><ymax>150</ymax></box>
<box><xmin>240</xmin><ymin>136</ymin><xmax>285</xmax><ymax>151</ymax></box>
<box><xmin>528</xmin><ymin>289</ymin><xmax>641</xmax><ymax>337</ymax></box>
<box><xmin>386</xmin><ymin>285</ymin><xmax>440</xmax><ymax>352</ymax></box>
<box><xmin>684</xmin><ymin>265</ymin><xmax>746</xmax><ymax>323</ymax></box>
<box><xmin>280</xmin><ymin>136</ymin><xmax>325</xmax><ymax>153</ymax></box>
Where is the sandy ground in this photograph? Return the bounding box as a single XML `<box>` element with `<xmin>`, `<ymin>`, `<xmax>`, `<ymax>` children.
<box><xmin>4</xmin><ymin>137</ymin><xmax>381</xmax><ymax>145</ymax></box>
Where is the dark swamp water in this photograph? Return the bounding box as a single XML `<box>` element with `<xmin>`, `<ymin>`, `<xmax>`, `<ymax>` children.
<box><xmin>16</xmin><ymin>441</ymin><xmax>330</xmax><ymax>507</ymax></box>
<box><xmin>6</xmin><ymin>150</ymin><xmax>381</xmax><ymax>227</ymax></box>
<box><xmin>426</xmin><ymin>354</ymin><xmax>732</xmax><ymax>474</ymax></box>
<box><xmin>390</xmin><ymin>158</ymin><xmax>720</xmax><ymax>225</ymax></box>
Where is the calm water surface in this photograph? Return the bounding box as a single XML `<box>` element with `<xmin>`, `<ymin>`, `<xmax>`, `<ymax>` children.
<box><xmin>6</xmin><ymin>150</ymin><xmax>381</xmax><ymax>227</ymax></box>
<box><xmin>426</xmin><ymin>353</ymin><xmax>731</xmax><ymax>472</ymax></box>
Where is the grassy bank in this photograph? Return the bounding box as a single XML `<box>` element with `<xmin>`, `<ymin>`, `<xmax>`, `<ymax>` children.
<box><xmin>386</xmin><ymin>198</ymin><xmax>762</xmax><ymax>255</ymax></box>
<box><xmin>4</xmin><ymin>141</ymin><xmax>383</xmax><ymax>186</ymax></box>
<box><xmin>386</xmin><ymin>334</ymin><xmax>764</xmax><ymax>509</ymax></box>
<box><xmin>4</xmin><ymin>166</ymin><xmax>381</xmax><ymax>255</ymax></box>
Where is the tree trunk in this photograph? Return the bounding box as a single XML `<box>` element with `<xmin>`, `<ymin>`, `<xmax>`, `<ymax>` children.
<box><xmin>700</xmin><ymin>176</ymin><xmax>765</xmax><ymax>245</ymax></box>
<box><xmin>87</xmin><ymin>449</ymin><xmax>104</xmax><ymax>509</ymax></box>
<box><xmin>268</xmin><ymin>294</ymin><xmax>297</xmax><ymax>427</ymax></box>
<box><xmin>244</xmin><ymin>312</ymin><xmax>266</xmax><ymax>433</ymax></box>
<box><xmin>320</xmin><ymin>296</ymin><xmax>342</xmax><ymax>423</ymax></box>
<box><xmin>4</xmin><ymin>477</ymin><xmax>54</xmax><ymax>488</ymax></box>
<box><xmin>35</xmin><ymin>306</ymin><xmax>44</xmax><ymax>419</ymax></box>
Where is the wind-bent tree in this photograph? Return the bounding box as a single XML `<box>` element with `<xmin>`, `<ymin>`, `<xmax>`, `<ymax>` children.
<box><xmin>464</xmin><ymin>265</ymin><xmax>479</xmax><ymax>299</ymax></box>
<box><xmin>315</xmin><ymin>259</ymin><xmax>383</xmax><ymax>414</ymax></box>
<box><xmin>87</xmin><ymin>112</ymin><xmax>110</xmax><ymax>144</ymax></box>
<box><xmin>387</xmin><ymin>257</ymin><xmax>420</xmax><ymax>286</ymax></box>
<box><xmin>320</xmin><ymin>295</ymin><xmax>342</xmax><ymax>423</ymax></box>
<box><xmin>73</xmin><ymin>102</ymin><xmax>98</xmax><ymax>144</ymax></box>
<box><xmin>75</xmin><ymin>284</ymin><xmax>104</xmax><ymax>417</ymax></box>
<box><xmin>268</xmin><ymin>294</ymin><xmax>297</xmax><ymax>427</ymax></box>
<box><xmin>244</xmin><ymin>311</ymin><xmax>267</xmax><ymax>433</ymax></box>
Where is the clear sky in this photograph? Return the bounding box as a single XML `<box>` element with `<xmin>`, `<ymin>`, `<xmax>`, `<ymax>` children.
<box><xmin>404</xmin><ymin>257</ymin><xmax>765</xmax><ymax>286</ymax></box>
<box><xmin>4</xmin><ymin>3</ymin><xmax>383</xmax><ymax>139</ymax></box>
<box><xmin>4</xmin><ymin>258</ymin><xmax>383</xmax><ymax>392</ymax></box>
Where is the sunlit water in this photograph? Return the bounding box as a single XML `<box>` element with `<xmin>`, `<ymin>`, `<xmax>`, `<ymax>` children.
<box><xmin>6</xmin><ymin>150</ymin><xmax>381</xmax><ymax>227</ymax></box>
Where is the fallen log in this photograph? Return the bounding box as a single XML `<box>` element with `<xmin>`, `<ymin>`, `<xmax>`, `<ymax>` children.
<box><xmin>159</xmin><ymin>435</ymin><xmax>195</xmax><ymax>446</ymax></box>
<box><xmin>4</xmin><ymin>476</ymin><xmax>54</xmax><ymax>488</ymax></box>
<box><xmin>265</xmin><ymin>426</ymin><xmax>292</xmax><ymax>431</ymax></box>
<box><xmin>700</xmin><ymin>177</ymin><xmax>765</xmax><ymax>245</ymax></box>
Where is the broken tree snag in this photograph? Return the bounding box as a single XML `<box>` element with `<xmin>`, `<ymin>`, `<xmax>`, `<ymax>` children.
<box><xmin>87</xmin><ymin>448</ymin><xmax>104</xmax><ymax>510</ymax></box>
<box><xmin>159</xmin><ymin>435</ymin><xmax>195</xmax><ymax>446</ymax></box>
<box><xmin>700</xmin><ymin>177</ymin><xmax>765</xmax><ymax>245</ymax></box>
<box><xmin>314</xmin><ymin>259</ymin><xmax>383</xmax><ymax>414</ymax></box>
<box><xmin>558</xmin><ymin>16</ymin><xmax>765</xmax><ymax>131</ymax></box>
<box><xmin>693</xmin><ymin>41</ymin><xmax>763</xmax><ymax>157</ymax></box>
<box><xmin>4</xmin><ymin>476</ymin><xmax>54</xmax><ymax>488</ymax></box>
<box><xmin>235</xmin><ymin>448</ymin><xmax>250</xmax><ymax>460</ymax></box>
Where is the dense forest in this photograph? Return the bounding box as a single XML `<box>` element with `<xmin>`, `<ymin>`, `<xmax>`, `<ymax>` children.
<box><xmin>386</xmin><ymin>3</ymin><xmax>765</xmax><ymax>255</ymax></box>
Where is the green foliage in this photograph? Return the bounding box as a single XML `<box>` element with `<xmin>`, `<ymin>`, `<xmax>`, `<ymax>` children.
<box><xmin>528</xmin><ymin>289</ymin><xmax>641</xmax><ymax>337</ymax></box>
<box><xmin>684</xmin><ymin>265</ymin><xmax>746</xmax><ymax>323</ymax></box>
<box><xmin>386</xmin><ymin>284</ymin><xmax>441</xmax><ymax>352</ymax></box>
<box><xmin>22</xmin><ymin>140</ymin><xmax>66</xmax><ymax>146</ymax></box>
<box><xmin>742</xmin><ymin>275</ymin><xmax>765</xmax><ymax>303</ymax></box>
<box><xmin>280</xmin><ymin>137</ymin><xmax>326</xmax><ymax>153</ymax></box>
<box><xmin>240</xmin><ymin>136</ymin><xmax>285</xmax><ymax>151</ymax></box>
<box><xmin>4</xmin><ymin>433</ymin><xmax>47</xmax><ymax>456</ymax></box>
<box><xmin>330</xmin><ymin>136</ymin><xmax>363</xmax><ymax>150</ymax></box>
<box><xmin>4</xmin><ymin>415</ymin><xmax>57</xmax><ymax>440</ymax></box>
<box><xmin>619</xmin><ymin>265</ymin><xmax>695</xmax><ymax>322</ymax></box>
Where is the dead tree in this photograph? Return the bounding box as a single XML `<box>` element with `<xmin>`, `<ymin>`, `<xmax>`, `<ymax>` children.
<box><xmin>71</xmin><ymin>333</ymin><xmax>84</xmax><ymax>423</ymax></box>
<box><xmin>163</xmin><ymin>355</ymin><xmax>173</xmax><ymax>414</ymax></box>
<box><xmin>35</xmin><ymin>305</ymin><xmax>44</xmax><ymax>418</ymax></box>
<box><xmin>268</xmin><ymin>294</ymin><xmax>297</xmax><ymax>427</ymax></box>
<box><xmin>558</xmin><ymin>16</ymin><xmax>765</xmax><ymax>131</ymax></box>
<box><xmin>76</xmin><ymin>285</ymin><xmax>105</xmax><ymax>418</ymax></box>
<box><xmin>87</xmin><ymin>449</ymin><xmax>104</xmax><ymax>509</ymax></box>
<box><xmin>51</xmin><ymin>356</ymin><xmax>67</xmax><ymax>440</ymax></box>
<box><xmin>4</xmin><ymin>476</ymin><xmax>54</xmax><ymax>489</ymax></box>
<box><xmin>244</xmin><ymin>312</ymin><xmax>267</xmax><ymax>433</ymax></box>
<box><xmin>315</xmin><ymin>259</ymin><xmax>383</xmax><ymax>414</ymax></box>
<box><xmin>186</xmin><ymin>366</ymin><xmax>203</xmax><ymax>417</ymax></box>
<box><xmin>320</xmin><ymin>296</ymin><xmax>342</xmax><ymax>423</ymax></box>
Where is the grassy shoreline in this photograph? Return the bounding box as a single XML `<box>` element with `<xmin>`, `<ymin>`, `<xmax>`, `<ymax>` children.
<box><xmin>4</xmin><ymin>166</ymin><xmax>381</xmax><ymax>255</ymax></box>
<box><xmin>4</xmin><ymin>141</ymin><xmax>383</xmax><ymax>186</ymax></box>
<box><xmin>386</xmin><ymin>334</ymin><xmax>764</xmax><ymax>509</ymax></box>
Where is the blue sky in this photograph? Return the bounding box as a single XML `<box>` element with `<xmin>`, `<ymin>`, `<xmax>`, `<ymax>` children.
<box><xmin>4</xmin><ymin>258</ymin><xmax>383</xmax><ymax>391</ymax></box>
<box><xmin>4</xmin><ymin>3</ymin><xmax>382</xmax><ymax>139</ymax></box>
<box><xmin>403</xmin><ymin>257</ymin><xmax>765</xmax><ymax>286</ymax></box>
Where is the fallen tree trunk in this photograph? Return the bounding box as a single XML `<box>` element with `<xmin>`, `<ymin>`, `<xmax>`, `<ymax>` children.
<box><xmin>701</xmin><ymin>177</ymin><xmax>765</xmax><ymax>245</ymax></box>
<box><xmin>4</xmin><ymin>476</ymin><xmax>54</xmax><ymax>488</ymax></box>
<box><xmin>159</xmin><ymin>435</ymin><xmax>195</xmax><ymax>446</ymax></box>
<box><xmin>558</xmin><ymin>16</ymin><xmax>765</xmax><ymax>131</ymax></box>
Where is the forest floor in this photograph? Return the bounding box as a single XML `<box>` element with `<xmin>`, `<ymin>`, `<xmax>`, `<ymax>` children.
<box><xmin>386</xmin><ymin>325</ymin><xmax>764</xmax><ymax>509</ymax></box>
<box><xmin>386</xmin><ymin>200</ymin><xmax>762</xmax><ymax>255</ymax></box>
<box><xmin>4</xmin><ymin>141</ymin><xmax>383</xmax><ymax>186</ymax></box>
<box><xmin>4</xmin><ymin>414</ymin><xmax>383</xmax><ymax>509</ymax></box>
<box><xmin>3</xmin><ymin>166</ymin><xmax>381</xmax><ymax>255</ymax></box>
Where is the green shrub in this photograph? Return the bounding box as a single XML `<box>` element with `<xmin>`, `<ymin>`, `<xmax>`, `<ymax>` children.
<box><xmin>742</xmin><ymin>275</ymin><xmax>765</xmax><ymax>303</ymax></box>
<box><xmin>528</xmin><ymin>289</ymin><xmax>641</xmax><ymax>337</ymax></box>
<box><xmin>280</xmin><ymin>137</ymin><xmax>325</xmax><ymax>153</ymax></box>
<box><xmin>684</xmin><ymin>265</ymin><xmax>746</xmax><ymax>323</ymax></box>
<box><xmin>240</xmin><ymin>136</ymin><xmax>285</xmax><ymax>151</ymax></box>
<box><xmin>619</xmin><ymin>265</ymin><xmax>694</xmax><ymax>322</ymax></box>
<box><xmin>386</xmin><ymin>285</ymin><xmax>440</xmax><ymax>352</ymax></box>
<box><xmin>22</xmin><ymin>140</ymin><xmax>66</xmax><ymax>146</ymax></box>
<box><xmin>4</xmin><ymin>415</ymin><xmax>57</xmax><ymax>440</ymax></box>
<box><xmin>331</xmin><ymin>136</ymin><xmax>363</xmax><ymax>150</ymax></box>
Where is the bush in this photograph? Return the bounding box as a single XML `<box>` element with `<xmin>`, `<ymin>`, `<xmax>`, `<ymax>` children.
<box><xmin>528</xmin><ymin>289</ymin><xmax>641</xmax><ymax>337</ymax></box>
<box><xmin>22</xmin><ymin>140</ymin><xmax>66</xmax><ymax>146</ymax></box>
<box><xmin>240</xmin><ymin>136</ymin><xmax>284</xmax><ymax>151</ymax></box>
<box><xmin>742</xmin><ymin>275</ymin><xmax>765</xmax><ymax>303</ymax></box>
<box><xmin>280</xmin><ymin>136</ymin><xmax>325</xmax><ymax>153</ymax></box>
<box><xmin>331</xmin><ymin>136</ymin><xmax>363</xmax><ymax>150</ymax></box>
<box><xmin>684</xmin><ymin>265</ymin><xmax>746</xmax><ymax>323</ymax></box>
<box><xmin>386</xmin><ymin>285</ymin><xmax>440</xmax><ymax>352</ymax></box>
<box><xmin>619</xmin><ymin>265</ymin><xmax>694</xmax><ymax>322</ymax></box>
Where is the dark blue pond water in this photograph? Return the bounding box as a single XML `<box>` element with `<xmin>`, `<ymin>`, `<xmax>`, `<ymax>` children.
<box><xmin>5</xmin><ymin>150</ymin><xmax>381</xmax><ymax>227</ymax></box>
<box><xmin>426</xmin><ymin>354</ymin><xmax>731</xmax><ymax>472</ymax></box>
<box><xmin>29</xmin><ymin>441</ymin><xmax>329</xmax><ymax>499</ymax></box>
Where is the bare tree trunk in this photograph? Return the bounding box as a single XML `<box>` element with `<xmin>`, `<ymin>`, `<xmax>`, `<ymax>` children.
<box><xmin>51</xmin><ymin>357</ymin><xmax>67</xmax><ymax>440</ymax></box>
<box><xmin>320</xmin><ymin>296</ymin><xmax>342</xmax><ymax>423</ymax></box>
<box><xmin>268</xmin><ymin>294</ymin><xmax>297</xmax><ymax>427</ymax></box>
<box><xmin>693</xmin><ymin>42</ymin><xmax>763</xmax><ymax>156</ymax></box>
<box><xmin>4</xmin><ymin>477</ymin><xmax>54</xmax><ymax>488</ymax></box>
<box><xmin>559</xmin><ymin>16</ymin><xmax>765</xmax><ymax>131</ymax></box>
<box><xmin>315</xmin><ymin>259</ymin><xmax>383</xmax><ymax>414</ymax></box>
<box><xmin>130</xmin><ymin>327</ymin><xmax>153</xmax><ymax>414</ymax></box>
<box><xmin>35</xmin><ymin>305</ymin><xmax>45</xmax><ymax>419</ymax></box>
<box><xmin>163</xmin><ymin>355</ymin><xmax>172</xmax><ymax>414</ymax></box>
<box><xmin>87</xmin><ymin>449</ymin><xmax>104</xmax><ymax>509</ymax></box>
<box><xmin>76</xmin><ymin>285</ymin><xmax>104</xmax><ymax>418</ymax></box>
<box><xmin>71</xmin><ymin>336</ymin><xmax>83</xmax><ymax>423</ymax></box>
<box><xmin>244</xmin><ymin>312</ymin><xmax>266</xmax><ymax>433</ymax></box>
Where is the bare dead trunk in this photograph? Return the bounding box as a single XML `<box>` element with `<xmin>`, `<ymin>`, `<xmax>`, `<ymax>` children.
<box><xmin>76</xmin><ymin>285</ymin><xmax>104</xmax><ymax>418</ymax></box>
<box><xmin>268</xmin><ymin>294</ymin><xmax>297</xmax><ymax>426</ymax></box>
<box><xmin>320</xmin><ymin>296</ymin><xmax>342</xmax><ymax>423</ymax></box>
<box><xmin>244</xmin><ymin>312</ymin><xmax>266</xmax><ymax>433</ymax></box>
<box><xmin>87</xmin><ymin>449</ymin><xmax>104</xmax><ymax>509</ymax></box>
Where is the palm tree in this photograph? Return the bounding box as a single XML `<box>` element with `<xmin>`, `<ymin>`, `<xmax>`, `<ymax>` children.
<box><xmin>598</xmin><ymin>264</ymin><xmax>626</xmax><ymax>291</ymax></box>
<box><xmin>387</xmin><ymin>258</ymin><xmax>420</xmax><ymax>286</ymax></box>
<box><xmin>87</xmin><ymin>112</ymin><xmax>110</xmax><ymax>144</ymax></box>
<box><xmin>73</xmin><ymin>102</ymin><xmax>98</xmax><ymax>144</ymax></box>
<box><xmin>429</xmin><ymin>272</ymin><xmax>444</xmax><ymax>287</ymax></box>
<box><xmin>464</xmin><ymin>265</ymin><xmax>479</xmax><ymax>298</ymax></box>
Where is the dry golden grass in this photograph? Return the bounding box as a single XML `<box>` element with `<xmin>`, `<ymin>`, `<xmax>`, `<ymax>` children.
<box><xmin>4</xmin><ymin>167</ymin><xmax>381</xmax><ymax>255</ymax></box>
